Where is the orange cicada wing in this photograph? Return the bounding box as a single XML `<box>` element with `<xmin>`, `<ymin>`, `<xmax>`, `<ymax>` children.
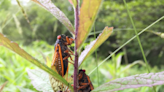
<box><xmin>51</xmin><ymin>35</ymin><xmax>73</xmax><ymax>77</ymax></box>
<box><xmin>51</xmin><ymin>44</ymin><xmax>65</xmax><ymax>77</ymax></box>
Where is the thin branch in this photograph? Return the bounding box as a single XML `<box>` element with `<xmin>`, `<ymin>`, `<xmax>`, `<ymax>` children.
<box><xmin>73</xmin><ymin>0</ymin><xmax>79</xmax><ymax>91</ymax></box>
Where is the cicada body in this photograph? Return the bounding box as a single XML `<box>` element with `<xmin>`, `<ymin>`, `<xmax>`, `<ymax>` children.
<box><xmin>51</xmin><ymin>35</ymin><xmax>74</xmax><ymax>77</ymax></box>
<box><xmin>50</xmin><ymin>35</ymin><xmax>74</xmax><ymax>92</ymax></box>
<box><xmin>78</xmin><ymin>69</ymin><xmax>94</xmax><ymax>92</ymax></box>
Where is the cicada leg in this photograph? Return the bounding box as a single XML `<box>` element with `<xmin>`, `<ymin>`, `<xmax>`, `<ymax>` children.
<box><xmin>65</xmin><ymin>36</ymin><xmax>74</xmax><ymax>45</ymax></box>
<box><xmin>63</xmin><ymin>51</ymin><xmax>74</xmax><ymax>64</ymax></box>
<box><xmin>64</xmin><ymin>49</ymin><xmax>74</xmax><ymax>55</ymax></box>
<box><xmin>68</xmin><ymin>49</ymin><xmax>74</xmax><ymax>55</ymax></box>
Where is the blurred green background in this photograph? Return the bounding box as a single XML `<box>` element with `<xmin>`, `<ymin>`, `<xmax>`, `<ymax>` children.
<box><xmin>0</xmin><ymin>0</ymin><xmax>164</xmax><ymax>92</ymax></box>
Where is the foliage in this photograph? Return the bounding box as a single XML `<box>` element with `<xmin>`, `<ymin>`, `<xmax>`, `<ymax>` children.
<box><xmin>31</xmin><ymin>0</ymin><xmax>75</xmax><ymax>35</ymax></box>
<box><xmin>1</xmin><ymin>42</ymin><xmax>164</xmax><ymax>92</ymax></box>
<box><xmin>1</xmin><ymin>0</ymin><xmax>164</xmax><ymax>92</ymax></box>
<box><xmin>97</xmin><ymin>0</ymin><xmax>164</xmax><ymax>65</ymax></box>
<box><xmin>1</xmin><ymin>0</ymin><xmax>164</xmax><ymax>66</ymax></box>
<box><xmin>80</xmin><ymin>53</ymin><xmax>164</xmax><ymax>92</ymax></box>
<box><xmin>0</xmin><ymin>44</ymin><xmax>37</xmax><ymax>92</ymax></box>
<box><xmin>1</xmin><ymin>0</ymin><xmax>74</xmax><ymax>44</ymax></box>
<box><xmin>0</xmin><ymin>33</ymin><xmax>73</xmax><ymax>91</ymax></box>
<box><xmin>1</xmin><ymin>0</ymin><xmax>113</xmax><ymax>91</ymax></box>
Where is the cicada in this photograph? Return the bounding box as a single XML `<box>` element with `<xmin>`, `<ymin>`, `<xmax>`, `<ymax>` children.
<box><xmin>51</xmin><ymin>34</ymin><xmax>74</xmax><ymax>77</ymax></box>
<box><xmin>50</xmin><ymin>35</ymin><xmax>74</xmax><ymax>92</ymax></box>
<box><xmin>72</xmin><ymin>69</ymin><xmax>94</xmax><ymax>92</ymax></box>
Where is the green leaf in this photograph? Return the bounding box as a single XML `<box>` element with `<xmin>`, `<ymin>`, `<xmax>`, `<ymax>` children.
<box><xmin>0</xmin><ymin>81</ymin><xmax>8</xmax><ymax>92</ymax></box>
<box><xmin>116</xmin><ymin>52</ymin><xmax>124</xmax><ymax>69</ymax></box>
<box><xmin>17</xmin><ymin>86</ymin><xmax>35</xmax><ymax>92</ymax></box>
<box><xmin>120</xmin><ymin>60</ymin><xmax>146</xmax><ymax>73</ymax></box>
<box><xmin>0</xmin><ymin>33</ymin><xmax>73</xmax><ymax>91</ymax></box>
<box><xmin>78</xmin><ymin>27</ymin><xmax>113</xmax><ymax>66</ymax></box>
<box><xmin>92</xmin><ymin>71</ymin><xmax>164</xmax><ymax>92</ymax></box>
<box><xmin>77</xmin><ymin>0</ymin><xmax>103</xmax><ymax>49</ymax></box>
<box><xmin>26</xmin><ymin>69</ymin><xmax>53</xmax><ymax>92</ymax></box>
<box><xmin>31</xmin><ymin>0</ymin><xmax>75</xmax><ymax>35</ymax></box>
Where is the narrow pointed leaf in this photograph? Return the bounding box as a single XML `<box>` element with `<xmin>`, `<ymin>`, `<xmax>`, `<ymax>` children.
<box><xmin>0</xmin><ymin>33</ymin><xmax>73</xmax><ymax>91</ymax></box>
<box><xmin>116</xmin><ymin>52</ymin><xmax>124</xmax><ymax>69</ymax></box>
<box><xmin>78</xmin><ymin>27</ymin><xmax>113</xmax><ymax>66</ymax></box>
<box><xmin>120</xmin><ymin>60</ymin><xmax>146</xmax><ymax>73</ymax></box>
<box><xmin>92</xmin><ymin>71</ymin><xmax>164</xmax><ymax>92</ymax></box>
<box><xmin>77</xmin><ymin>0</ymin><xmax>103</xmax><ymax>48</ymax></box>
<box><xmin>31</xmin><ymin>0</ymin><xmax>75</xmax><ymax>35</ymax></box>
<box><xmin>27</xmin><ymin>69</ymin><xmax>53</xmax><ymax>92</ymax></box>
<box><xmin>0</xmin><ymin>81</ymin><xmax>8</xmax><ymax>92</ymax></box>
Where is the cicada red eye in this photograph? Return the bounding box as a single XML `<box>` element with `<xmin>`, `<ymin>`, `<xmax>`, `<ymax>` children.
<box><xmin>82</xmin><ymin>69</ymin><xmax>85</xmax><ymax>72</ymax></box>
<box><xmin>57</xmin><ymin>35</ymin><xmax>61</xmax><ymax>39</ymax></box>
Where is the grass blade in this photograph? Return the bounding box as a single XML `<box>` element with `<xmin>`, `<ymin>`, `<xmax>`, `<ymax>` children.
<box><xmin>123</xmin><ymin>0</ymin><xmax>150</xmax><ymax>73</ymax></box>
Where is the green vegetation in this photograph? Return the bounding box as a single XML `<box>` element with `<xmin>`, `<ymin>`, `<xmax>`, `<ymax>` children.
<box><xmin>0</xmin><ymin>0</ymin><xmax>164</xmax><ymax>92</ymax></box>
<box><xmin>0</xmin><ymin>41</ymin><xmax>53</xmax><ymax>91</ymax></box>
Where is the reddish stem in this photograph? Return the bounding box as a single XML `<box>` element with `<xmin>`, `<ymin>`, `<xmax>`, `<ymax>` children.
<box><xmin>73</xmin><ymin>0</ymin><xmax>79</xmax><ymax>92</ymax></box>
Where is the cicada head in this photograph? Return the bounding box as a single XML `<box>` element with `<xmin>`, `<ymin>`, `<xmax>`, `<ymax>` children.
<box><xmin>78</xmin><ymin>69</ymin><xmax>94</xmax><ymax>91</ymax></box>
<box><xmin>78</xmin><ymin>69</ymin><xmax>86</xmax><ymax>80</ymax></box>
<box><xmin>57</xmin><ymin>35</ymin><xmax>74</xmax><ymax>45</ymax></box>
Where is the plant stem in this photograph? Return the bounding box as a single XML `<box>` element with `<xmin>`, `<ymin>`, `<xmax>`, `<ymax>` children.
<box><xmin>74</xmin><ymin>0</ymin><xmax>79</xmax><ymax>91</ymax></box>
